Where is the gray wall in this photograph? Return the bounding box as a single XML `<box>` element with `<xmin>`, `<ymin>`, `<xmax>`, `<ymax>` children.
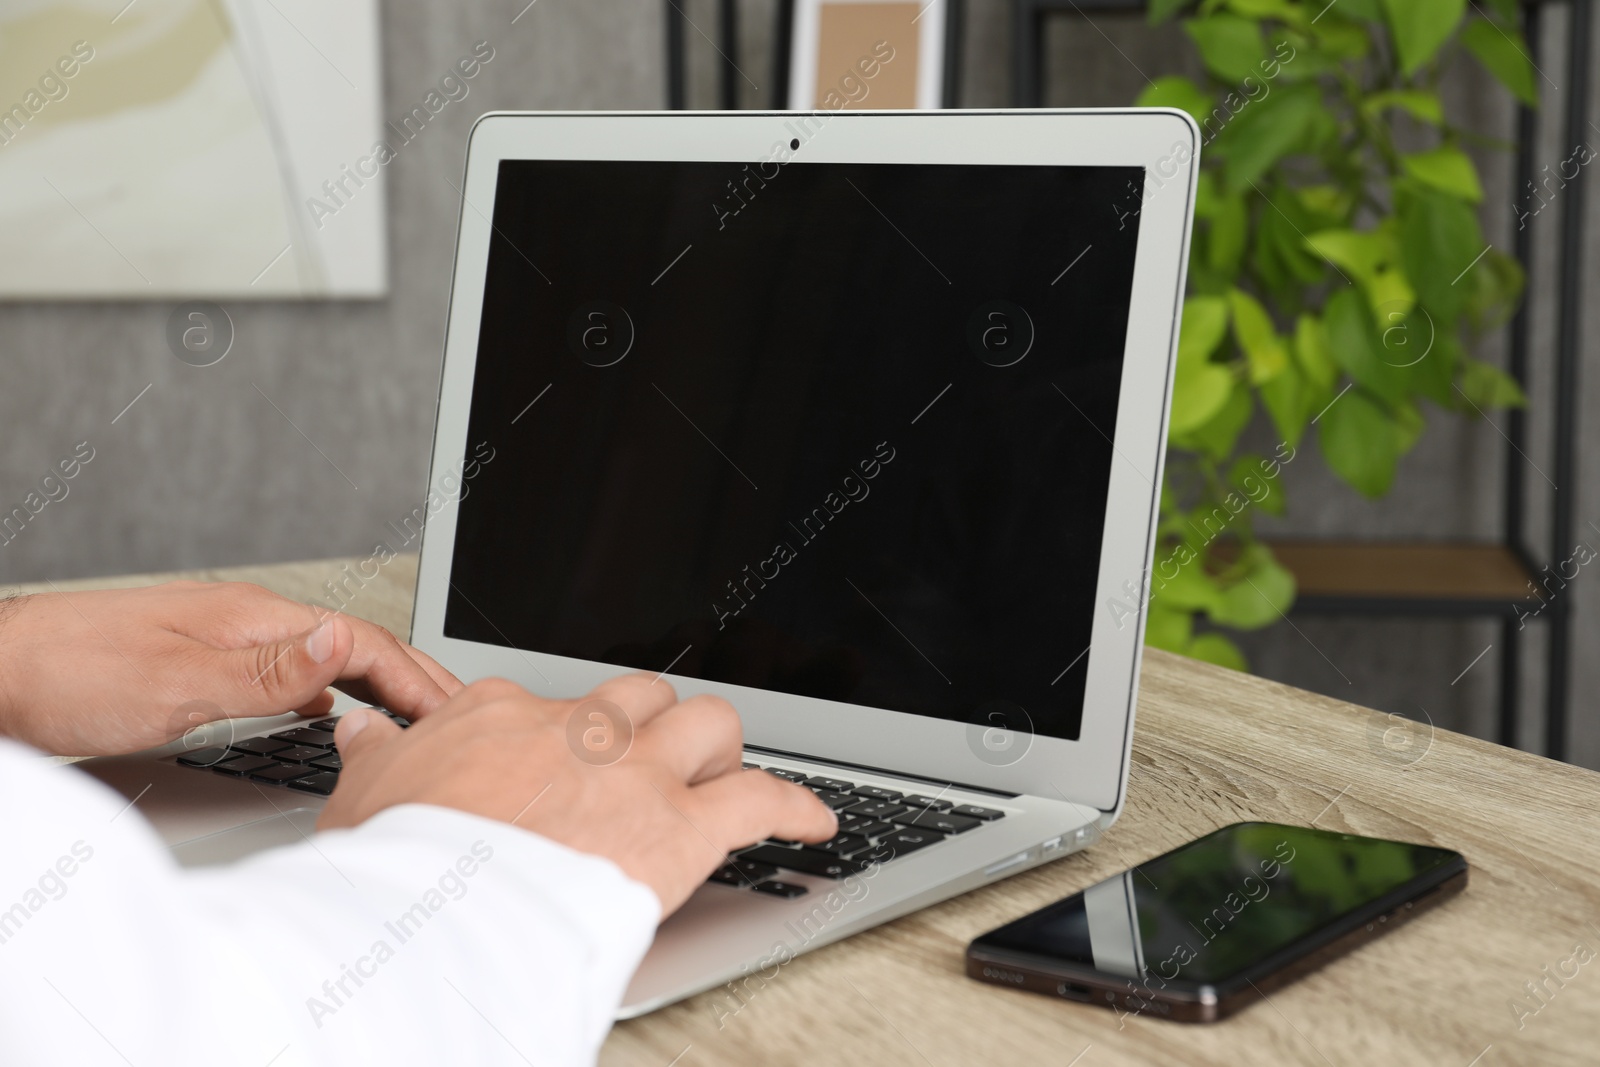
<box><xmin>4</xmin><ymin>1</ymin><xmax>1596</xmax><ymax>769</ymax></box>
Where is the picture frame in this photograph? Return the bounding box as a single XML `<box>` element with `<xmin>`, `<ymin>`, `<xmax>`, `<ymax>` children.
<box><xmin>779</xmin><ymin>0</ymin><xmax>963</xmax><ymax>110</ymax></box>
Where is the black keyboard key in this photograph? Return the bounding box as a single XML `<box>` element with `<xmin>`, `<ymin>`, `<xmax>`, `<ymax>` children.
<box><xmin>309</xmin><ymin>754</ymin><xmax>343</xmax><ymax>772</ymax></box>
<box><xmin>850</xmin><ymin>785</ymin><xmax>903</xmax><ymax>802</ymax></box>
<box><xmin>812</xmin><ymin>790</ymin><xmax>857</xmax><ymax>811</ymax></box>
<box><xmin>287</xmin><ymin>771</ymin><xmax>341</xmax><ymax>796</ymax></box>
<box><xmin>813</xmin><ymin>833</ymin><xmax>874</xmax><ymax>859</ymax></box>
<box><xmin>307</xmin><ymin>718</ymin><xmax>339</xmax><ymax>732</ymax></box>
<box><xmin>752</xmin><ymin>880</ymin><xmax>808</xmax><ymax>899</ymax></box>
<box><xmin>269</xmin><ymin>728</ymin><xmax>336</xmax><ymax>748</ymax></box>
<box><xmin>228</xmin><ymin>738</ymin><xmax>293</xmax><ymax>757</ymax></box>
<box><xmin>271</xmin><ymin>746</ymin><xmax>331</xmax><ymax>765</ymax></box>
<box><xmin>843</xmin><ymin>800</ymin><xmax>910</xmax><ymax>820</ymax></box>
<box><xmin>176</xmin><ymin>747</ymin><xmax>232</xmax><ymax>768</ymax></box>
<box><xmin>765</xmin><ymin>768</ymin><xmax>808</xmax><ymax>784</ymax></box>
<box><xmin>804</xmin><ymin>776</ymin><xmax>855</xmax><ymax>792</ymax></box>
<box><xmin>250</xmin><ymin>764</ymin><xmax>318</xmax><ymax>784</ymax></box>
<box><xmin>212</xmin><ymin>756</ymin><xmax>279</xmax><ymax>777</ymax></box>
<box><xmin>901</xmin><ymin>794</ymin><xmax>954</xmax><ymax>813</ymax></box>
<box><xmin>857</xmin><ymin>829</ymin><xmax>943</xmax><ymax>864</ymax></box>
<box><xmin>708</xmin><ymin>859</ymin><xmax>780</xmax><ymax>887</ymax></box>
<box><xmin>737</xmin><ymin>846</ymin><xmax>866</xmax><ymax>879</ymax></box>
<box><xmin>742</xmin><ymin>762</ymin><xmax>760</xmax><ymax>770</ymax></box>
<box><xmin>837</xmin><ymin>816</ymin><xmax>895</xmax><ymax>839</ymax></box>
<box><xmin>950</xmin><ymin>804</ymin><xmax>1006</xmax><ymax>821</ymax></box>
<box><xmin>897</xmin><ymin>810</ymin><xmax>982</xmax><ymax>835</ymax></box>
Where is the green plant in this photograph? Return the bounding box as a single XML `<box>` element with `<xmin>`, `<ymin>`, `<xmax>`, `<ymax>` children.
<box><xmin>1135</xmin><ymin>0</ymin><xmax>1532</xmax><ymax>669</ymax></box>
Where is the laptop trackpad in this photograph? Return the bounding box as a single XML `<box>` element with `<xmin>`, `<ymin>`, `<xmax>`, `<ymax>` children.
<box><xmin>169</xmin><ymin>808</ymin><xmax>322</xmax><ymax>868</ymax></box>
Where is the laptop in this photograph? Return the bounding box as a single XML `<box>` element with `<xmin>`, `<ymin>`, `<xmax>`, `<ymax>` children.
<box><xmin>79</xmin><ymin>108</ymin><xmax>1198</xmax><ymax>1017</ymax></box>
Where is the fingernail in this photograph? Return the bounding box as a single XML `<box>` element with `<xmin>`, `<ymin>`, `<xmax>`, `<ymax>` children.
<box><xmin>336</xmin><ymin>708</ymin><xmax>370</xmax><ymax>745</ymax></box>
<box><xmin>306</xmin><ymin>619</ymin><xmax>335</xmax><ymax>663</ymax></box>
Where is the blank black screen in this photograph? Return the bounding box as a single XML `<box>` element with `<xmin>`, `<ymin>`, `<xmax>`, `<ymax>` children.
<box><xmin>444</xmin><ymin>158</ymin><xmax>1144</xmax><ymax>741</ymax></box>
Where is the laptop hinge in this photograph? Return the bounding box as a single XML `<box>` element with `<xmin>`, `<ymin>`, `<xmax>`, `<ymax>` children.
<box><xmin>742</xmin><ymin>743</ymin><xmax>1020</xmax><ymax>799</ymax></box>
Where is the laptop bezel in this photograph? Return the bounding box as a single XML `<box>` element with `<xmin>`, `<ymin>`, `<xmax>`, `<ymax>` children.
<box><xmin>409</xmin><ymin>109</ymin><xmax>1197</xmax><ymax>812</ymax></box>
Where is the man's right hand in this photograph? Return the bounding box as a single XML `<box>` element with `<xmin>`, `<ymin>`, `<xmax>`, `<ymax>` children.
<box><xmin>318</xmin><ymin>674</ymin><xmax>838</xmax><ymax>915</ymax></box>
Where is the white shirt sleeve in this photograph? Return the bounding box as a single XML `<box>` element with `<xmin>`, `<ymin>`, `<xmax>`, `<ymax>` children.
<box><xmin>0</xmin><ymin>738</ymin><xmax>660</xmax><ymax>1067</ymax></box>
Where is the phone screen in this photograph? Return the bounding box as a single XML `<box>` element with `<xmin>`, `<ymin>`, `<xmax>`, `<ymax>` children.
<box><xmin>973</xmin><ymin>823</ymin><xmax>1461</xmax><ymax>987</ymax></box>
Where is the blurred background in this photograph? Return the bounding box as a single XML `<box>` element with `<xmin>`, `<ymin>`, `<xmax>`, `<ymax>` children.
<box><xmin>3</xmin><ymin>0</ymin><xmax>1596</xmax><ymax>770</ymax></box>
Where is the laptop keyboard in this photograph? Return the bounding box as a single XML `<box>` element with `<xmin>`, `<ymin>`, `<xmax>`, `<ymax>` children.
<box><xmin>173</xmin><ymin>712</ymin><xmax>398</xmax><ymax>796</ymax></box>
<box><xmin>708</xmin><ymin>761</ymin><xmax>1006</xmax><ymax>898</ymax></box>
<box><xmin>176</xmin><ymin>722</ymin><xmax>1006</xmax><ymax>899</ymax></box>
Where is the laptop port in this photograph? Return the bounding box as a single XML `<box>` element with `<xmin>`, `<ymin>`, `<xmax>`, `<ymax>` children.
<box><xmin>1056</xmin><ymin>981</ymin><xmax>1094</xmax><ymax>1002</ymax></box>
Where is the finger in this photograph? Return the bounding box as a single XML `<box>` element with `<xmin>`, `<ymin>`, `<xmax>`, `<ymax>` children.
<box><xmin>199</xmin><ymin>616</ymin><xmax>355</xmax><ymax>716</ymax></box>
<box><xmin>334</xmin><ymin>706</ymin><xmax>403</xmax><ymax>763</ymax></box>
<box><xmin>327</xmin><ymin>616</ymin><xmax>453</xmax><ymax>720</ymax></box>
<box><xmin>399</xmin><ymin>641</ymin><xmax>465</xmax><ymax>698</ymax></box>
<box><xmin>291</xmin><ymin>690</ymin><xmax>336</xmax><ymax>718</ymax></box>
<box><xmin>687</xmin><ymin>769</ymin><xmax>838</xmax><ymax>852</ymax></box>
<box><xmin>632</xmin><ymin>695</ymin><xmax>744</xmax><ymax>784</ymax></box>
<box><xmin>580</xmin><ymin>673</ymin><xmax>679</xmax><ymax>732</ymax></box>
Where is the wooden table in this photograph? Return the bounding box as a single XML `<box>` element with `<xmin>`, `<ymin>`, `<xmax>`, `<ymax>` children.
<box><xmin>19</xmin><ymin>558</ymin><xmax>1600</xmax><ymax>1066</ymax></box>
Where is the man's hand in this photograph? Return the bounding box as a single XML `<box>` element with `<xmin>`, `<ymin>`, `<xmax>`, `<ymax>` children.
<box><xmin>0</xmin><ymin>581</ymin><xmax>461</xmax><ymax>756</ymax></box>
<box><xmin>320</xmin><ymin>674</ymin><xmax>839</xmax><ymax>915</ymax></box>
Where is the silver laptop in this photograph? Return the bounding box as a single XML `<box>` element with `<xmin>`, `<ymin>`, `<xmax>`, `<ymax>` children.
<box><xmin>80</xmin><ymin>109</ymin><xmax>1198</xmax><ymax>1017</ymax></box>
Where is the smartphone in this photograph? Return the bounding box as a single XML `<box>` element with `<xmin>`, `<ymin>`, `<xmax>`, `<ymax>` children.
<box><xmin>966</xmin><ymin>821</ymin><xmax>1466</xmax><ymax>1023</ymax></box>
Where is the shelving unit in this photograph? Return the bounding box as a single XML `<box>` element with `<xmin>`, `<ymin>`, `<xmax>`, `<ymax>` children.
<box><xmin>1014</xmin><ymin>0</ymin><xmax>1588</xmax><ymax>759</ymax></box>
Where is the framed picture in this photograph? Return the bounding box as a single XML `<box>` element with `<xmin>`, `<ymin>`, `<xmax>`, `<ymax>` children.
<box><xmin>782</xmin><ymin>0</ymin><xmax>962</xmax><ymax>111</ymax></box>
<box><xmin>0</xmin><ymin>0</ymin><xmax>386</xmax><ymax>299</ymax></box>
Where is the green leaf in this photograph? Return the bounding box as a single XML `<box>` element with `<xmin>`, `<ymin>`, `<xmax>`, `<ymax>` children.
<box><xmin>1184</xmin><ymin>633</ymin><xmax>1248</xmax><ymax>672</ymax></box>
<box><xmin>1318</xmin><ymin>387</ymin><xmax>1402</xmax><ymax>497</ymax></box>
<box><xmin>1380</xmin><ymin>0</ymin><xmax>1466</xmax><ymax>75</ymax></box>
<box><xmin>1330</xmin><ymin>0</ymin><xmax>1385</xmax><ymax>21</ymax></box>
<box><xmin>1293</xmin><ymin>313</ymin><xmax>1339</xmax><ymax>391</ymax></box>
<box><xmin>1171</xmin><ymin>296</ymin><xmax>1235</xmax><ymax>435</ymax></box>
<box><xmin>1401</xmin><ymin>147</ymin><xmax>1484</xmax><ymax>202</ymax></box>
<box><xmin>1296</xmin><ymin>185</ymin><xmax>1356</xmax><ymax>225</ymax></box>
<box><xmin>1209</xmin><ymin>193</ymin><xmax>1248</xmax><ymax>278</ymax></box>
<box><xmin>1144</xmin><ymin>602</ymin><xmax>1195</xmax><ymax>652</ymax></box>
<box><xmin>1483</xmin><ymin>0</ymin><xmax>1517</xmax><ymax>18</ymax></box>
<box><xmin>1324</xmin><ymin>288</ymin><xmax>1406</xmax><ymax>406</ymax></box>
<box><xmin>1460</xmin><ymin>18</ymin><xmax>1538</xmax><ymax>106</ymax></box>
<box><xmin>1260</xmin><ymin>358</ymin><xmax>1323</xmax><ymax>449</ymax></box>
<box><xmin>1223</xmin><ymin>0</ymin><xmax>1297</xmax><ymax>19</ymax></box>
<box><xmin>1181</xmin><ymin>376</ymin><xmax>1254</xmax><ymax>460</ymax></box>
<box><xmin>1173</xmin><ymin>363</ymin><xmax>1236</xmax><ymax>436</ymax></box>
<box><xmin>1137</xmin><ymin>75</ymin><xmax>1214</xmax><ymax>125</ymax></box>
<box><xmin>1228</xmin><ymin>288</ymin><xmax>1288</xmax><ymax>383</ymax></box>
<box><xmin>1410</xmin><ymin>329</ymin><xmax>1460</xmax><ymax>409</ymax></box>
<box><xmin>1305</xmin><ymin>226</ymin><xmax>1415</xmax><ymax>313</ymax></box>
<box><xmin>1185</xmin><ymin>14</ymin><xmax>1268</xmax><ymax>82</ymax></box>
<box><xmin>1400</xmin><ymin>192</ymin><xmax>1483</xmax><ymax>320</ymax></box>
<box><xmin>1211</xmin><ymin>544</ymin><xmax>1296</xmax><ymax>629</ymax></box>
<box><xmin>1458</xmin><ymin>359</ymin><xmax>1528</xmax><ymax>409</ymax></box>
<box><xmin>1180</xmin><ymin>295</ymin><xmax>1230</xmax><ymax>364</ymax></box>
<box><xmin>1362</xmin><ymin>90</ymin><xmax>1444</xmax><ymax>126</ymax></box>
<box><xmin>1149</xmin><ymin>0</ymin><xmax>1194</xmax><ymax>25</ymax></box>
<box><xmin>1155</xmin><ymin>557</ymin><xmax>1225</xmax><ymax>612</ymax></box>
<box><xmin>1465</xmin><ymin>248</ymin><xmax>1525</xmax><ymax>332</ymax></box>
<box><xmin>1218</xmin><ymin>86</ymin><xmax>1320</xmax><ymax>191</ymax></box>
<box><xmin>1394</xmin><ymin>399</ymin><xmax>1426</xmax><ymax>454</ymax></box>
<box><xmin>1228</xmin><ymin>454</ymin><xmax>1287</xmax><ymax>516</ymax></box>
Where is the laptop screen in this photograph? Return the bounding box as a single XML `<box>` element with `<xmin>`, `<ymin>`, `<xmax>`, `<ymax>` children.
<box><xmin>444</xmin><ymin>158</ymin><xmax>1145</xmax><ymax>743</ymax></box>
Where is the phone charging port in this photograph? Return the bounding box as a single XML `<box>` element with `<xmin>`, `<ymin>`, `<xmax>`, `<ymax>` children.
<box><xmin>1056</xmin><ymin>981</ymin><xmax>1094</xmax><ymax>1002</ymax></box>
